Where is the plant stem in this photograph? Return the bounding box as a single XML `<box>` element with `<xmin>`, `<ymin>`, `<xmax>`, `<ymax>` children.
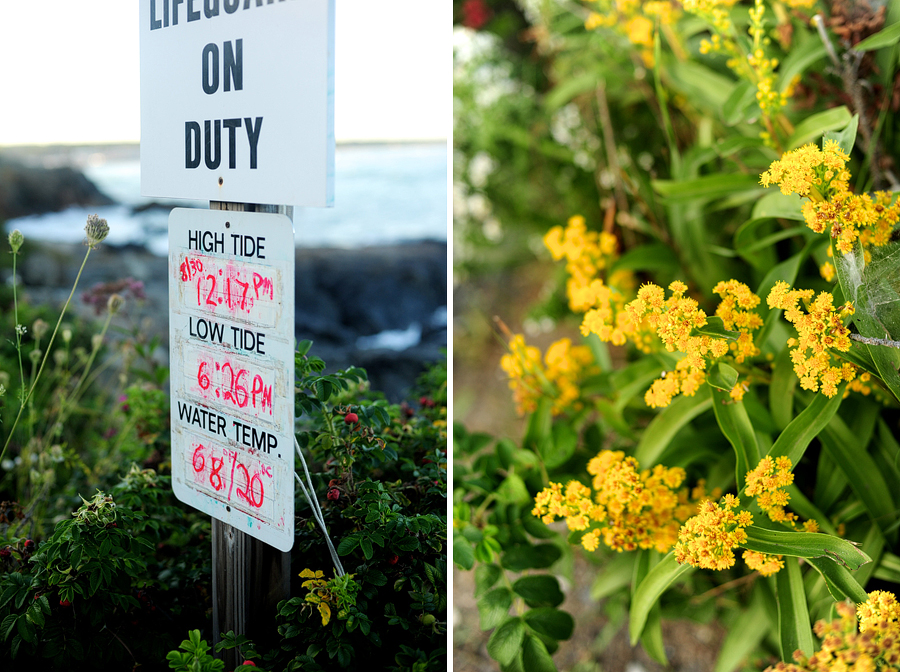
<box><xmin>0</xmin><ymin>247</ymin><xmax>93</xmax><ymax>468</ymax></box>
<box><xmin>12</xmin><ymin>250</ymin><xmax>24</xmax><ymax>406</ymax></box>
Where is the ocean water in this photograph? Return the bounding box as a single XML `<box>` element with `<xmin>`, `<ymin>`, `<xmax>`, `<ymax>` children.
<box><xmin>8</xmin><ymin>143</ymin><xmax>447</xmax><ymax>256</ymax></box>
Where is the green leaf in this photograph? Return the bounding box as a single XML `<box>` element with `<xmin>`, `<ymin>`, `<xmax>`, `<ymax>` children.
<box><xmin>807</xmin><ymin>557</ymin><xmax>869</xmax><ymax>603</ymax></box>
<box><xmin>832</xmin><ymin>241</ymin><xmax>900</xmax><ymax>404</ymax></box>
<box><xmin>693</xmin><ymin>317</ymin><xmax>740</xmax><ymax>342</ymax></box>
<box><xmin>820</xmin><ymin>415</ymin><xmax>896</xmax><ymax>535</ymax></box>
<box><xmin>777</xmin><ymin>37</ymin><xmax>827</xmax><ymax>91</ymax></box>
<box><xmin>765</xmin><ymin>387</ymin><xmax>844</xmax><ymax>470</ymax></box>
<box><xmin>539</xmin><ymin>423</ymin><xmax>577</xmax><ymax>470</ymax></box>
<box><xmin>521</xmin><ymin>632</ymin><xmax>557</xmax><ymax>672</ymax></box>
<box><xmin>711</xmin><ymin>387</ymin><xmax>759</xmax><ymax>490</ymax></box>
<box><xmin>523</xmin><ymin>608</ymin><xmax>575</xmax><ymax>641</ymax></box>
<box><xmin>707</xmin><ymin>362</ymin><xmax>739</xmax><ymax>391</ymax></box>
<box><xmin>712</xmin><ymin>589</ymin><xmax>770</xmax><ymax>672</ymax></box>
<box><xmin>722</xmin><ymin>80</ymin><xmax>758</xmax><ymax>126</ymax></box>
<box><xmin>453</xmin><ymin>533</ymin><xmax>475</xmax><ymax>570</ymax></box>
<box><xmin>823</xmin><ymin>114</ymin><xmax>859</xmax><ymax>155</ymax></box>
<box><xmin>751</xmin><ymin>191</ymin><xmax>805</xmax><ymax>221</ymax></box>
<box><xmin>787</xmin><ymin>106</ymin><xmax>852</xmax><ymax>149</ymax></box>
<box><xmin>652</xmin><ymin>174</ymin><xmax>763</xmax><ymax>203</ymax></box>
<box><xmin>769</xmin><ymin>346</ymin><xmax>797</xmax><ymax>431</ymax></box>
<box><xmin>854</xmin><ymin>22</ymin><xmax>900</xmax><ymax>51</ymax></box>
<box><xmin>776</xmin><ymin>557</ymin><xmax>815</xmax><ymax>661</ymax></box>
<box><xmin>475</xmin><ymin>564</ymin><xmax>502</xmax><ymax>599</ymax></box>
<box><xmin>512</xmin><ymin>576</ymin><xmax>565</xmax><ymax>608</ymax></box>
<box><xmin>478</xmin><ymin>587</ymin><xmax>514</xmax><ymax>631</ymax></box>
<box><xmin>487</xmin><ymin>617</ymin><xmax>526</xmax><ymax>667</ymax></box>
<box><xmin>741</xmin><ymin>526</ymin><xmax>871</xmax><ymax>570</ymax></box>
<box><xmin>590</xmin><ymin>553</ymin><xmax>634</xmax><ymax>600</ymax></box>
<box><xmin>640</xmin><ymin>605</ymin><xmax>668</xmax><ymax>665</ymax></box>
<box><xmin>501</xmin><ymin>544</ymin><xmax>562</xmax><ymax>572</ymax></box>
<box><xmin>634</xmin><ymin>387</ymin><xmax>713</xmax><ymax>467</ymax></box>
<box><xmin>629</xmin><ymin>553</ymin><xmax>694</xmax><ymax>645</ymax></box>
<box><xmin>360</xmin><ymin>537</ymin><xmax>373</xmax><ymax>560</ymax></box>
<box><xmin>496</xmin><ymin>474</ymin><xmax>532</xmax><ymax>506</ymax></box>
<box><xmin>523</xmin><ymin>398</ymin><xmax>552</xmax><ymax>454</ymax></box>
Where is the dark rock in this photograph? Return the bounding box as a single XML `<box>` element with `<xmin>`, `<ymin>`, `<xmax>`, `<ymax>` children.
<box><xmin>0</xmin><ymin>155</ymin><xmax>113</xmax><ymax>221</ymax></box>
<box><xmin>294</xmin><ymin>242</ymin><xmax>447</xmax><ymax>346</ymax></box>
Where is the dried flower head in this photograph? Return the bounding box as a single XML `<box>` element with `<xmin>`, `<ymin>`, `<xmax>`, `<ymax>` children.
<box><xmin>84</xmin><ymin>214</ymin><xmax>110</xmax><ymax>249</ymax></box>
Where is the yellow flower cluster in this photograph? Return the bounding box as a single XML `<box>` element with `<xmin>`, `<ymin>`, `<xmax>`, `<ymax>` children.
<box><xmin>760</xmin><ymin>140</ymin><xmax>850</xmax><ymax>199</ymax></box>
<box><xmin>533</xmin><ymin>450</ymin><xmax>709</xmax><ymax>554</ymax></box>
<box><xmin>744</xmin><ymin>455</ymin><xmax>819</xmax><ymax>533</ymax></box>
<box><xmin>500</xmin><ymin>334</ymin><xmax>597</xmax><ymax>416</ymax></box>
<box><xmin>544</xmin><ymin>216</ymin><xmax>650</xmax><ymax>350</ymax></box>
<box><xmin>625</xmin><ymin>280</ymin><xmax>762</xmax><ymax>408</ymax></box>
<box><xmin>742</xmin><ymin>549</ymin><xmax>784</xmax><ymax>577</ymax></box>
<box><xmin>767</xmin><ymin>282</ymin><xmax>857</xmax><ymax>396</ymax></box>
<box><xmin>760</xmin><ymin>140</ymin><xmax>900</xmax><ymax>254</ymax></box>
<box><xmin>858</xmin><ymin>591</ymin><xmax>900</xmax><ymax>636</ymax></box>
<box><xmin>713</xmin><ymin>279</ymin><xmax>764</xmax><ymax>363</ymax></box>
<box><xmin>767</xmin><ymin>595</ymin><xmax>900</xmax><ymax>672</ymax></box>
<box><xmin>674</xmin><ymin>494</ymin><xmax>753</xmax><ymax>571</ymax></box>
<box><xmin>745</xmin><ymin>455</ymin><xmax>796</xmax><ymax>525</ymax></box>
<box><xmin>583</xmin><ymin>0</ymin><xmax>682</xmax><ymax>66</ymax></box>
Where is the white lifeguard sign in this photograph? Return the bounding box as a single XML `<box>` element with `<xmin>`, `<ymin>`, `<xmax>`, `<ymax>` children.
<box><xmin>168</xmin><ymin>208</ymin><xmax>295</xmax><ymax>551</ymax></box>
<box><xmin>139</xmin><ymin>0</ymin><xmax>335</xmax><ymax>206</ymax></box>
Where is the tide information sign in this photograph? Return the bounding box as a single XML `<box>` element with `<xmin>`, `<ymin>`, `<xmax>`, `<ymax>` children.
<box><xmin>139</xmin><ymin>0</ymin><xmax>335</xmax><ymax>206</ymax></box>
<box><xmin>168</xmin><ymin>208</ymin><xmax>295</xmax><ymax>551</ymax></box>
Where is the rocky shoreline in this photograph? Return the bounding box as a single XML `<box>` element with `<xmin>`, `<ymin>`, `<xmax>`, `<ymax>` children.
<box><xmin>13</xmin><ymin>238</ymin><xmax>446</xmax><ymax>402</ymax></box>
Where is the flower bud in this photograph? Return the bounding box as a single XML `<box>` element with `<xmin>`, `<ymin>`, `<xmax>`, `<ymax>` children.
<box><xmin>84</xmin><ymin>214</ymin><xmax>109</xmax><ymax>249</ymax></box>
<box><xmin>62</xmin><ymin>326</ymin><xmax>72</xmax><ymax>344</ymax></box>
<box><xmin>91</xmin><ymin>334</ymin><xmax>103</xmax><ymax>351</ymax></box>
<box><xmin>107</xmin><ymin>293</ymin><xmax>125</xmax><ymax>315</ymax></box>
<box><xmin>8</xmin><ymin>229</ymin><xmax>24</xmax><ymax>254</ymax></box>
<box><xmin>32</xmin><ymin>319</ymin><xmax>48</xmax><ymax>341</ymax></box>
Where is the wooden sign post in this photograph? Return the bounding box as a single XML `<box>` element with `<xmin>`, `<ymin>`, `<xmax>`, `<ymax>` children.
<box><xmin>140</xmin><ymin>1</ymin><xmax>335</xmax><ymax>666</ymax></box>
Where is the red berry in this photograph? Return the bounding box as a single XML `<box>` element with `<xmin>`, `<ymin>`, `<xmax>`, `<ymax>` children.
<box><xmin>241</xmin><ymin>663</ymin><xmax>256</xmax><ymax>668</ymax></box>
<box><xmin>327</xmin><ymin>488</ymin><xmax>340</xmax><ymax>501</ymax></box>
<box><xmin>0</xmin><ymin>548</ymin><xmax>10</xmax><ymax>559</ymax></box>
<box><xmin>389</xmin><ymin>555</ymin><xmax>399</xmax><ymax>565</ymax></box>
<box><xmin>59</xmin><ymin>599</ymin><xmax>71</xmax><ymax>607</ymax></box>
<box><xmin>344</xmin><ymin>412</ymin><xmax>359</xmax><ymax>425</ymax></box>
<box><xmin>24</xmin><ymin>539</ymin><xmax>35</xmax><ymax>551</ymax></box>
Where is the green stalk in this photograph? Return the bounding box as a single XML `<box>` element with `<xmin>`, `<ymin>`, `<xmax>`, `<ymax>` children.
<box><xmin>0</xmin><ymin>247</ymin><xmax>94</xmax><ymax>467</ymax></box>
<box><xmin>11</xmin><ymin>250</ymin><xmax>24</xmax><ymax>406</ymax></box>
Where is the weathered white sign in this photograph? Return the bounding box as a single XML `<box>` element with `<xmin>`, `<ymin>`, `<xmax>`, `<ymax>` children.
<box><xmin>168</xmin><ymin>208</ymin><xmax>295</xmax><ymax>551</ymax></box>
<box><xmin>140</xmin><ymin>0</ymin><xmax>335</xmax><ymax>206</ymax></box>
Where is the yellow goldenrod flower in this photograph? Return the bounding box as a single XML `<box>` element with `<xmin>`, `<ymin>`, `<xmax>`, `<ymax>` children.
<box><xmin>742</xmin><ymin>550</ymin><xmax>785</xmax><ymax>576</ymax></box>
<box><xmin>745</xmin><ymin>456</ymin><xmax>799</xmax><ymax>525</ymax></box>
<box><xmin>766</xmin><ymin>598</ymin><xmax>900</xmax><ymax>672</ymax></box>
<box><xmin>674</xmin><ymin>496</ymin><xmax>753</xmax><ymax>570</ymax></box>
<box><xmin>500</xmin><ymin>334</ymin><xmax>598</xmax><ymax>416</ymax></box>
<box><xmin>767</xmin><ymin>282</ymin><xmax>856</xmax><ymax>396</ymax></box>
<box><xmin>533</xmin><ymin>450</ymin><xmax>706</xmax><ymax>554</ymax></box>
<box><xmin>858</xmin><ymin>591</ymin><xmax>900</xmax><ymax>635</ymax></box>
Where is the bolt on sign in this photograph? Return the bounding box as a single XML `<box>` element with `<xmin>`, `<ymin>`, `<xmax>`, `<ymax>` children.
<box><xmin>139</xmin><ymin>0</ymin><xmax>335</xmax><ymax>206</ymax></box>
<box><xmin>169</xmin><ymin>208</ymin><xmax>295</xmax><ymax>551</ymax></box>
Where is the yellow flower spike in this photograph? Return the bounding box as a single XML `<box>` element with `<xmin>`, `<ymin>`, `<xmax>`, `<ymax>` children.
<box><xmin>675</xmin><ymin>497</ymin><xmax>753</xmax><ymax>570</ymax></box>
<box><xmin>743</xmin><ymin>550</ymin><xmax>785</xmax><ymax>576</ymax></box>
<box><xmin>534</xmin><ymin>450</ymin><xmax>703</xmax><ymax>554</ymax></box>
